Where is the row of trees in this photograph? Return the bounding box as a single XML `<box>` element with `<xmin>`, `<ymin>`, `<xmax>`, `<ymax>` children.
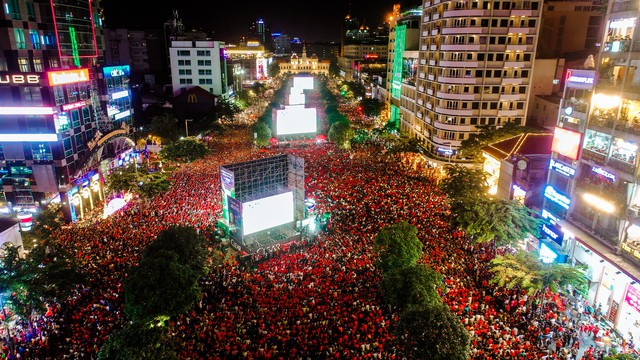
<box><xmin>98</xmin><ymin>226</ymin><xmax>209</xmax><ymax>359</ymax></box>
<box><xmin>438</xmin><ymin>164</ymin><xmax>588</xmax><ymax>296</ymax></box>
<box><xmin>374</xmin><ymin>221</ymin><xmax>470</xmax><ymax>360</ymax></box>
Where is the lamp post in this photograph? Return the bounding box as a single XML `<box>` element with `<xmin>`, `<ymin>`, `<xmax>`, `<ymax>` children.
<box><xmin>185</xmin><ymin>119</ymin><xmax>193</xmax><ymax>137</ymax></box>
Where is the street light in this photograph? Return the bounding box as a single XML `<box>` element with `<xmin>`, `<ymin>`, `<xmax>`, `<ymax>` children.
<box><xmin>185</xmin><ymin>119</ymin><xmax>193</xmax><ymax>137</ymax></box>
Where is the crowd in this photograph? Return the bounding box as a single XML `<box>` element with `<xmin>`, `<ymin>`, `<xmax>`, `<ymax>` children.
<box><xmin>0</xmin><ymin>125</ymin><xmax>633</xmax><ymax>359</ymax></box>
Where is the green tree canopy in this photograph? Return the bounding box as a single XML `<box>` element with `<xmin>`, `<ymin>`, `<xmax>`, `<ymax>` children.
<box><xmin>159</xmin><ymin>138</ymin><xmax>208</xmax><ymax>163</ymax></box>
<box><xmin>252</xmin><ymin>121</ymin><xmax>272</xmax><ymax>147</ymax></box>
<box><xmin>142</xmin><ymin>225</ymin><xmax>208</xmax><ymax>278</ymax></box>
<box><xmin>438</xmin><ymin>164</ymin><xmax>490</xmax><ymax>202</ymax></box>
<box><xmin>105</xmin><ymin>164</ymin><xmax>171</xmax><ymax>198</ymax></box>
<box><xmin>489</xmin><ymin>249</ymin><xmax>588</xmax><ymax>295</ymax></box>
<box><xmin>360</xmin><ymin>98</ymin><xmax>384</xmax><ymax>118</ymax></box>
<box><xmin>149</xmin><ymin>113</ymin><xmax>180</xmax><ymax>143</ymax></box>
<box><xmin>124</xmin><ymin>250</ymin><xmax>201</xmax><ymax>323</ymax></box>
<box><xmin>30</xmin><ymin>202</ymin><xmax>65</xmax><ymax>242</ymax></box>
<box><xmin>328</xmin><ymin>120</ymin><xmax>353</xmax><ymax>149</ymax></box>
<box><xmin>396</xmin><ymin>303</ymin><xmax>471</xmax><ymax>360</ymax></box>
<box><xmin>381</xmin><ymin>264</ymin><xmax>443</xmax><ymax>311</ymax></box>
<box><xmin>454</xmin><ymin>198</ymin><xmax>542</xmax><ymax>247</ymax></box>
<box><xmin>458</xmin><ymin>122</ymin><xmax>542</xmax><ymax>162</ymax></box>
<box><xmin>374</xmin><ymin>220</ymin><xmax>423</xmax><ymax>274</ymax></box>
<box><xmin>268</xmin><ymin>61</ymin><xmax>280</xmax><ymax>78</ymax></box>
<box><xmin>214</xmin><ymin>98</ymin><xmax>240</xmax><ymax>123</ymax></box>
<box><xmin>98</xmin><ymin>322</ymin><xmax>178</xmax><ymax>360</ymax></box>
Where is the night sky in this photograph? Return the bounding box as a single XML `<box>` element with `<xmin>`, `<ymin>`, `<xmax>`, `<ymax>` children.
<box><xmin>101</xmin><ymin>0</ymin><xmax>422</xmax><ymax>43</ymax></box>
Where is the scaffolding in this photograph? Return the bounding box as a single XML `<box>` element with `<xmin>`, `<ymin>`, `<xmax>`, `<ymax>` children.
<box><xmin>219</xmin><ymin>154</ymin><xmax>305</xmax><ymax>253</ymax></box>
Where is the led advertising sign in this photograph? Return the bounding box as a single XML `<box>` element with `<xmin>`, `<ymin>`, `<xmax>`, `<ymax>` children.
<box><xmin>275</xmin><ymin>105</ymin><xmax>317</xmax><ymax>135</ymax></box>
<box><xmin>114</xmin><ymin>110</ymin><xmax>131</xmax><ymax>120</ymax></box>
<box><xmin>293</xmin><ymin>76</ymin><xmax>314</xmax><ymax>90</ymax></box>
<box><xmin>549</xmin><ymin>158</ymin><xmax>576</xmax><ymax>178</ymax></box>
<box><xmin>47</xmin><ymin>69</ymin><xmax>90</xmax><ymax>86</ymax></box>
<box><xmin>111</xmin><ymin>90</ymin><xmax>129</xmax><ymax>100</ymax></box>
<box><xmin>625</xmin><ymin>284</ymin><xmax>640</xmax><ymax>313</ymax></box>
<box><xmin>0</xmin><ymin>107</ymin><xmax>54</xmax><ymax>115</ymax></box>
<box><xmin>592</xmin><ymin>167</ymin><xmax>616</xmax><ymax>182</ymax></box>
<box><xmin>242</xmin><ymin>192</ymin><xmax>294</xmax><ymax>235</ymax></box>
<box><xmin>61</xmin><ymin>100</ymin><xmax>87</xmax><ymax>112</ymax></box>
<box><xmin>437</xmin><ymin>147</ymin><xmax>455</xmax><ymax>155</ymax></box>
<box><xmin>102</xmin><ymin>65</ymin><xmax>130</xmax><ymax>78</ymax></box>
<box><xmin>0</xmin><ymin>134</ymin><xmax>58</xmax><ymax>142</ymax></box>
<box><xmin>539</xmin><ymin>242</ymin><xmax>559</xmax><ymax>263</ymax></box>
<box><xmin>565</xmin><ymin>69</ymin><xmax>596</xmax><ymax>90</ymax></box>
<box><xmin>541</xmin><ymin>209</ymin><xmax>559</xmax><ymax>224</ymax></box>
<box><xmin>541</xmin><ymin>223</ymin><xmax>564</xmax><ymax>246</ymax></box>
<box><xmin>552</xmin><ymin>127</ymin><xmax>582</xmax><ymax>160</ymax></box>
<box><xmin>0</xmin><ymin>73</ymin><xmax>41</xmax><ymax>86</ymax></box>
<box><xmin>544</xmin><ymin>185</ymin><xmax>571</xmax><ymax>210</ymax></box>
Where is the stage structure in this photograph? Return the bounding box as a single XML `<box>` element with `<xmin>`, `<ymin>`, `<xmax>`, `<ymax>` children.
<box><xmin>219</xmin><ymin>154</ymin><xmax>305</xmax><ymax>254</ymax></box>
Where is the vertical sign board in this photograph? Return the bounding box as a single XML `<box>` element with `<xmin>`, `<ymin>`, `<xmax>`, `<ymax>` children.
<box><xmin>227</xmin><ymin>196</ymin><xmax>243</xmax><ymax>241</ymax></box>
<box><xmin>220</xmin><ymin>167</ymin><xmax>235</xmax><ymax>222</ymax></box>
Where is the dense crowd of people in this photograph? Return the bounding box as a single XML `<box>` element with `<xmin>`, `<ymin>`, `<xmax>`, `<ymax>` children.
<box><xmin>0</xmin><ymin>125</ymin><xmax>631</xmax><ymax>359</ymax></box>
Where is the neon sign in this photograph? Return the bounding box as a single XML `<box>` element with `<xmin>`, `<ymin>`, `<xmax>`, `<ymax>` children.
<box><xmin>542</xmin><ymin>223</ymin><xmax>564</xmax><ymax>246</ymax></box>
<box><xmin>544</xmin><ymin>185</ymin><xmax>571</xmax><ymax>210</ymax></box>
<box><xmin>565</xmin><ymin>69</ymin><xmax>596</xmax><ymax>90</ymax></box>
<box><xmin>541</xmin><ymin>209</ymin><xmax>559</xmax><ymax>224</ymax></box>
<box><xmin>0</xmin><ymin>134</ymin><xmax>58</xmax><ymax>142</ymax></box>
<box><xmin>0</xmin><ymin>73</ymin><xmax>41</xmax><ymax>85</ymax></box>
<box><xmin>549</xmin><ymin>159</ymin><xmax>576</xmax><ymax>178</ymax></box>
<box><xmin>0</xmin><ymin>107</ymin><xmax>54</xmax><ymax>115</ymax></box>
<box><xmin>111</xmin><ymin>90</ymin><xmax>129</xmax><ymax>100</ymax></box>
<box><xmin>47</xmin><ymin>69</ymin><xmax>90</xmax><ymax>86</ymax></box>
<box><xmin>102</xmin><ymin>65</ymin><xmax>130</xmax><ymax>79</ymax></box>
<box><xmin>539</xmin><ymin>242</ymin><xmax>558</xmax><ymax>263</ymax></box>
<box><xmin>61</xmin><ymin>100</ymin><xmax>87</xmax><ymax>111</ymax></box>
<box><xmin>592</xmin><ymin>167</ymin><xmax>616</xmax><ymax>182</ymax></box>
<box><xmin>552</xmin><ymin>127</ymin><xmax>582</xmax><ymax>160</ymax></box>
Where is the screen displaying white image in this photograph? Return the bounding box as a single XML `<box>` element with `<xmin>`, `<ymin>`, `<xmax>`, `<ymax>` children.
<box><xmin>293</xmin><ymin>76</ymin><xmax>314</xmax><ymax>90</ymax></box>
<box><xmin>289</xmin><ymin>93</ymin><xmax>305</xmax><ymax>105</ymax></box>
<box><xmin>290</xmin><ymin>87</ymin><xmax>303</xmax><ymax>94</ymax></box>
<box><xmin>276</xmin><ymin>105</ymin><xmax>317</xmax><ymax>135</ymax></box>
<box><xmin>242</xmin><ymin>191</ymin><xmax>294</xmax><ymax>235</ymax></box>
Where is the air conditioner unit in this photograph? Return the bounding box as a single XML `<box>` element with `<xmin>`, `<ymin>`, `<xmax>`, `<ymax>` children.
<box><xmin>626</xmin><ymin>207</ymin><xmax>639</xmax><ymax>218</ymax></box>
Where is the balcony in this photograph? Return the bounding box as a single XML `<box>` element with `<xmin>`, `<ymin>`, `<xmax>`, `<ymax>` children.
<box><xmin>422</xmin><ymin>30</ymin><xmax>430</xmax><ymax>37</ymax></box>
<box><xmin>429</xmin><ymin>59</ymin><xmax>436</xmax><ymax>66</ymax></box>
<box><xmin>504</xmin><ymin>61</ymin><xmax>526</xmax><ymax>68</ymax></box>
<box><xmin>441</xmin><ymin>44</ymin><xmax>481</xmax><ymax>51</ymax></box>
<box><xmin>434</xmin><ymin>121</ymin><xmax>475</xmax><ymax>132</ymax></box>
<box><xmin>423</xmin><ymin>15</ymin><xmax>430</xmax><ymax>22</ymax></box>
<box><xmin>511</xmin><ymin>9</ymin><xmax>538</xmax><ymax>16</ymax></box>
<box><xmin>431</xmin><ymin>29</ymin><xmax>439</xmax><ymax>36</ymax></box>
<box><xmin>428</xmin><ymin>74</ymin><xmax>435</xmax><ymax>81</ymax></box>
<box><xmin>497</xmin><ymin>109</ymin><xmax>521</xmax><ymax>116</ymax></box>
<box><xmin>442</xmin><ymin>26</ymin><xmax>485</xmax><ymax>34</ymax></box>
<box><xmin>437</xmin><ymin>91</ymin><xmax>475</xmax><ymax>100</ymax></box>
<box><xmin>507</xmin><ymin>27</ymin><xmax>531</xmax><ymax>34</ymax></box>
<box><xmin>427</xmin><ymin>88</ymin><xmax>434</xmax><ymax>95</ymax></box>
<box><xmin>438</xmin><ymin>76</ymin><xmax>478</xmax><ymax>84</ymax></box>
<box><xmin>499</xmin><ymin>94</ymin><xmax>525</xmax><ymax>101</ymax></box>
<box><xmin>421</xmin><ymin>45</ymin><xmax>428</xmax><ymax>51</ymax></box>
<box><xmin>420</xmin><ymin>59</ymin><xmax>426</xmax><ymax>65</ymax></box>
<box><xmin>439</xmin><ymin>60</ymin><xmax>479</xmax><ymax>68</ymax></box>
<box><xmin>443</xmin><ymin>9</ymin><xmax>487</xmax><ymax>17</ymax></box>
<box><xmin>433</xmin><ymin>13</ymin><xmax>440</xmax><ymax>20</ymax></box>
<box><xmin>506</xmin><ymin>44</ymin><xmax>531</xmax><ymax>51</ymax></box>
<box><xmin>435</xmin><ymin>107</ymin><xmax>473</xmax><ymax>116</ymax></box>
<box><xmin>501</xmin><ymin>77</ymin><xmax>523</xmax><ymax>85</ymax></box>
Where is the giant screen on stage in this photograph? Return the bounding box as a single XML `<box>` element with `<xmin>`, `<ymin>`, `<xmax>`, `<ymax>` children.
<box><xmin>242</xmin><ymin>191</ymin><xmax>294</xmax><ymax>235</ymax></box>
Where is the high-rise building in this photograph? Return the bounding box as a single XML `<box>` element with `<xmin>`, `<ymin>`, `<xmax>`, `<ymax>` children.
<box><xmin>404</xmin><ymin>0</ymin><xmax>543</xmax><ymax>160</ymax></box>
<box><xmin>0</xmin><ymin>0</ymin><xmax>134</xmax><ymax>222</ymax></box>
<box><xmin>169</xmin><ymin>40</ymin><xmax>230</xmax><ymax>97</ymax></box>
<box><xmin>337</xmin><ymin>14</ymin><xmax>389</xmax><ymax>82</ymax></box>
<box><xmin>249</xmin><ymin>19</ymin><xmax>271</xmax><ymax>50</ymax></box>
<box><xmin>272</xmin><ymin>33</ymin><xmax>291</xmax><ymax>55</ymax></box>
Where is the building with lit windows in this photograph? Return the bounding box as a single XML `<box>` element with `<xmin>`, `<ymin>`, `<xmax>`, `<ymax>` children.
<box><xmin>337</xmin><ymin>14</ymin><xmax>389</xmax><ymax>81</ymax></box>
<box><xmin>279</xmin><ymin>46</ymin><xmax>330</xmax><ymax>76</ymax></box>
<box><xmin>169</xmin><ymin>40</ymin><xmax>231</xmax><ymax>98</ymax></box>
<box><xmin>409</xmin><ymin>0</ymin><xmax>542</xmax><ymax>160</ymax></box>
<box><xmin>225</xmin><ymin>41</ymin><xmax>272</xmax><ymax>91</ymax></box>
<box><xmin>0</xmin><ymin>0</ymin><xmax>134</xmax><ymax>222</ymax></box>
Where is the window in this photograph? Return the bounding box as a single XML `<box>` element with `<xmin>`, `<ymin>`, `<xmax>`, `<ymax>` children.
<box><xmin>31</xmin><ymin>143</ymin><xmax>52</xmax><ymax>161</ymax></box>
<box><xmin>198</xmin><ymin>79</ymin><xmax>213</xmax><ymax>85</ymax></box>
<box><xmin>178</xmin><ymin>69</ymin><xmax>192</xmax><ymax>75</ymax></box>
<box><xmin>14</xmin><ymin>29</ymin><xmax>27</xmax><ymax>49</ymax></box>
<box><xmin>18</xmin><ymin>58</ymin><xmax>30</xmax><ymax>72</ymax></box>
<box><xmin>54</xmin><ymin>87</ymin><xmax>65</xmax><ymax>105</ymax></box>
<box><xmin>29</xmin><ymin>30</ymin><xmax>41</xmax><ymax>50</ymax></box>
<box><xmin>198</xmin><ymin>69</ymin><xmax>212</xmax><ymax>75</ymax></box>
<box><xmin>26</xmin><ymin>1</ymin><xmax>35</xmax><ymax>20</ymax></box>
<box><xmin>196</xmin><ymin>50</ymin><xmax>211</xmax><ymax>56</ymax></box>
<box><xmin>177</xmin><ymin>50</ymin><xmax>190</xmax><ymax>56</ymax></box>
<box><xmin>63</xmin><ymin>138</ymin><xmax>73</xmax><ymax>157</ymax></box>
<box><xmin>75</xmin><ymin>134</ymin><xmax>84</xmax><ymax>151</ymax></box>
<box><xmin>32</xmin><ymin>57</ymin><xmax>43</xmax><ymax>72</ymax></box>
<box><xmin>197</xmin><ymin>60</ymin><xmax>212</xmax><ymax>66</ymax></box>
<box><xmin>6</xmin><ymin>0</ymin><xmax>21</xmax><ymax>20</ymax></box>
<box><xmin>177</xmin><ymin>60</ymin><xmax>191</xmax><ymax>66</ymax></box>
<box><xmin>547</xmin><ymin>5</ymin><xmax>554</xmax><ymax>10</ymax></box>
<box><xmin>179</xmin><ymin>78</ymin><xmax>193</xmax><ymax>84</ymax></box>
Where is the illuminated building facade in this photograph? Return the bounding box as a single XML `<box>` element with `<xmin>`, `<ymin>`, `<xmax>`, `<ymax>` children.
<box><xmin>169</xmin><ymin>40</ymin><xmax>230</xmax><ymax>98</ymax></box>
<box><xmin>410</xmin><ymin>0</ymin><xmax>542</xmax><ymax>160</ymax></box>
<box><xmin>225</xmin><ymin>42</ymin><xmax>272</xmax><ymax>91</ymax></box>
<box><xmin>337</xmin><ymin>13</ymin><xmax>389</xmax><ymax>81</ymax></box>
<box><xmin>279</xmin><ymin>46</ymin><xmax>330</xmax><ymax>76</ymax></box>
<box><xmin>0</xmin><ymin>0</ymin><xmax>133</xmax><ymax>221</ymax></box>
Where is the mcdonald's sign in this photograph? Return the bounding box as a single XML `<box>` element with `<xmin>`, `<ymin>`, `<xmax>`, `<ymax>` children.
<box><xmin>187</xmin><ymin>94</ymin><xmax>198</xmax><ymax>103</ymax></box>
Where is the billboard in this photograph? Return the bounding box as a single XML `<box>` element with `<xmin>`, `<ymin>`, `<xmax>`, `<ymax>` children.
<box><xmin>103</xmin><ymin>65</ymin><xmax>130</xmax><ymax>78</ymax></box>
<box><xmin>275</xmin><ymin>105</ymin><xmax>317</xmax><ymax>135</ymax></box>
<box><xmin>552</xmin><ymin>127</ymin><xmax>582</xmax><ymax>160</ymax></box>
<box><xmin>293</xmin><ymin>76</ymin><xmax>314</xmax><ymax>90</ymax></box>
<box><xmin>242</xmin><ymin>192</ymin><xmax>294</xmax><ymax>235</ymax></box>
<box><xmin>289</xmin><ymin>93</ymin><xmax>305</xmax><ymax>105</ymax></box>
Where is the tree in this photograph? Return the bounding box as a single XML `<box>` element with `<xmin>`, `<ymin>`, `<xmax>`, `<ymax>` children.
<box><xmin>137</xmin><ymin>171</ymin><xmax>172</xmax><ymax>198</ymax></box>
<box><xmin>252</xmin><ymin>121</ymin><xmax>272</xmax><ymax>147</ymax></box>
<box><xmin>214</xmin><ymin>98</ymin><xmax>240</xmax><ymax>123</ymax></box>
<box><xmin>360</xmin><ymin>98</ymin><xmax>384</xmax><ymax>118</ymax></box>
<box><xmin>328</xmin><ymin>120</ymin><xmax>353</xmax><ymax>149</ymax></box>
<box><xmin>438</xmin><ymin>164</ymin><xmax>490</xmax><ymax>202</ymax></box>
<box><xmin>124</xmin><ymin>250</ymin><xmax>201</xmax><ymax>323</ymax></box>
<box><xmin>142</xmin><ymin>225</ymin><xmax>208</xmax><ymax>278</ymax></box>
<box><xmin>396</xmin><ymin>303</ymin><xmax>471</xmax><ymax>360</ymax></box>
<box><xmin>381</xmin><ymin>264</ymin><xmax>443</xmax><ymax>311</ymax></box>
<box><xmin>149</xmin><ymin>113</ymin><xmax>180</xmax><ymax>143</ymax></box>
<box><xmin>374</xmin><ymin>221</ymin><xmax>423</xmax><ymax>274</ymax></box>
<box><xmin>489</xmin><ymin>249</ymin><xmax>588</xmax><ymax>295</ymax></box>
<box><xmin>454</xmin><ymin>198</ymin><xmax>542</xmax><ymax>247</ymax></box>
<box><xmin>268</xmin><ymin>61</ymin><xmax>280</xmax><ymax>78</ymax></box>
<box><xmin>30</xmin><ymin>203</ymin><xmax>65</xmax><ymax>243</ymax></box>
<box><xmin>98</xmin><ymin>322</ymin><xmax>178</xmax><ymax>360</ymax></box>
<box><xmin>105</xmin><ymin>164</ymin><xmax>139</xmax><ymax>194</ymax></box>
<box><xmin>159</xmin><ymin>138</ymin><xmax>208</xmax><ymax>163</ymax></box>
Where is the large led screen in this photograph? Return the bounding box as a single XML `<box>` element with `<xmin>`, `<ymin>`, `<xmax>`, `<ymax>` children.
<box><xmin>275</xmin><ymin>105</ymin><xmax>317</xmax><ymax>135</ymax></box>
<box><xmin>242</xmin><ymin>192</ymin><xmax>294</xmax><ymax>235</ymax></box>
<box><xmin>289</xmin><ymin>93</ymin><xmax>305</xmax><ymax>105</ymax></box>
<box><xmin>551</xmin><ymin>127</ymin><xmax>582</xmax><ymax>160</ymax></box>
<box><xmin>293</xmin><ymin>76</ymin><xmax>314</xmax><ymax>90</ymax></box>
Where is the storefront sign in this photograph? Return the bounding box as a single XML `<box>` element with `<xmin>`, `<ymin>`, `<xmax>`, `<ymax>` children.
<box><xmin>47</xmin><ymin>69</ymin><xmax>90</xmax><ymax>86</ymax></box>
<box><xmin>552</xmin><ymin>127</ymin><xmax>582</xmax><ymax>160</ymax></box>
<box><xmin>625</xmin><ymin>285</ymin><xmax>640</xmax><ymax>313</ymax></box>
<box><xmin>592</xmin><ymin>166</ymin><xmax>616</xmax><ymax>182</ymax></box>
<box><xmin>541</xmin><ymin>209</ymin><xmax>559</xmax><ymax>224</ymax></box>
<box><xmin>102</xmin><ymin>65</ymin><xmax>130</xmax><ymax>78</ymax></box>
<box><xmin>544</xmin><ymin>185</ymin><xmax>571</xmax><ymax>210</ymax></box>
<box><xmin>61</xmin><ymin>100</ymin><xmax>87</xmax><ymax>111</ymax></box>
<box><xmin>550</xmin><ymin>159</ymin><xmax>576</xmax><ymax>178</ymax></box>
<box><xmin>564</xmin><ymin>106</ymin><xmax>573</xmax><ymax>116</ymax></box>
<box><xmin>437</xmin><ymin>147</ymin><xmax>454</xmax><ymax>155</ymax></box>
<box><xmin>565</xmin><ymin>69</ymin><xmax>596</xmax><ymax>90</ymax></box>
<box><xmin>542</xmin><ymin>223</ymin><xmax>564</xmax><ymax>246</ymax></box>
<box><xmin>0</xmin><ymin>73</ymin><xmax>41</xmax><ymax>85</ymax></box>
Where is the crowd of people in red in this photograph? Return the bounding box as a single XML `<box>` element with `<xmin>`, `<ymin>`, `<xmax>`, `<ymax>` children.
<box><xmin>0</xmin><ymin>127</ymin><xmax>624</xmax><ymax>359</ymax></box>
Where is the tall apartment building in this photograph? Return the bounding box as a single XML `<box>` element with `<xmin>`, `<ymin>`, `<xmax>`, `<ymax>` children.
<box><xmin>272</xmin><ymin>32</ymin><xmax>291</xmax><ymax>55</ymax></box>
<box><xmin>337</xmin><ymin>15</ymin><xmax>389</xmax><ymax>82</ymax></box>
<box><xmin>0</xmin><ymin>0</ymin><xmax>134</xmax><ymax>222</ymax></box>
<box><xmin>406</xmin><ymin>0</ymin><xmax>542</xmax><ymax>160</ymax></box>
<box><xmin>169</xmin><ymin>40</ymin><xmax>230</xmax><ymax>98</ymax></box>
<box><xmin>104</xmin><ymin>28</ymin><xmax>167</xmax><ymax>87</ymax></box>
